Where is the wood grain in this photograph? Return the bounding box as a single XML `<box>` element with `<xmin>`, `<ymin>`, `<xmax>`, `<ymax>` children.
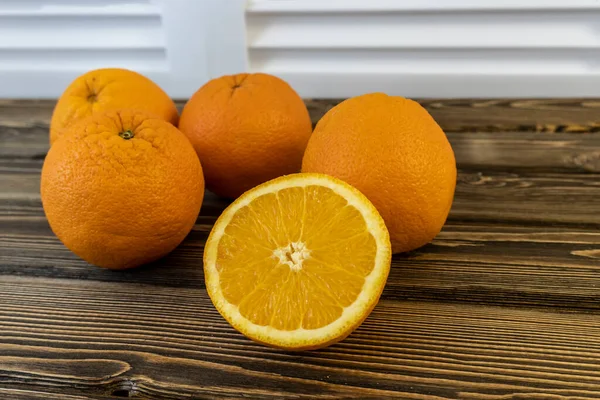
<box><xmin>3</xmin><ymin>98</ymin><xmax>600</xmax><ymax>134</ymax></box>
<box><xmin>449</xmin><ymin>132</ymin><xmax>600</xmax><ymax>173</ymax></box>
<box><xmin>2</xmin><ymin>216</ymin><xmax>600</xmax><ymax>311</ymax></box>
<box><xmin>2</xmin><ymin>99</ymin><xmax>600</xmax><ymax>399</ymax></box>
<box><xmin>2</xmin><ymin>169</ymin><xmax>600</xmax><ymax>311</ymax></box>
<box><xmin>2</xmin><ymin>276</ymin><xmax>600</xmax><ymax>399</ymax></box>
<box><xmin>4</xmin><ymin>123</ymin><xmax>600</xmax><ymax>175</ymax></box>
<box><xmin>3</xmin><ymin>169</ymin><xmax>599</xmax><ymax>226</ymax></box>
<box><xmin>307</xmin><ymin>99</ymin><xmax>600</xmax><ymax>133</ymax></box>
<box><xmin>3</xmin><ymin>99</ymin><xmax>600</xmax><ymax>177</ymax></box>
<box><xmin>0</xmin><ymin>388</ymin><xmax>116</xmax><ymax>400</ymax></box>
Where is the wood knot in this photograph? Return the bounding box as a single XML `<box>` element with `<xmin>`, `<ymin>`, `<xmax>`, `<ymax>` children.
<box><xmin>566</xmin><ymin>151</ymin><xmax>600</xmax><ymax>172</ymax></box>
<box><xmin>108</xmin><ymin>378</ymin><xmax>138</xmax><ymax>398</ymax></box>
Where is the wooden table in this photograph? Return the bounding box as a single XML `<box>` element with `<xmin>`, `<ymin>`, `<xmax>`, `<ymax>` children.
<box><xmin>1</xmin><ymin>99</ymin><xmax>600</xmax><ymax>399</ymax></box>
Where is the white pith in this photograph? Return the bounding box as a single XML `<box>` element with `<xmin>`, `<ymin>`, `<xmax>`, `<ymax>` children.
<box><xmin>273</xmin><ymin>241</ymin><xmax>310</xmax><ymax>271</ymax></box>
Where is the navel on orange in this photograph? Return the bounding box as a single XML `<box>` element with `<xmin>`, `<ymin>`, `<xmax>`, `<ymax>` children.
<box><xmin>204</xmin><ymin>173</ymin><xmax>391</xmax><ymax>350</ymax></box>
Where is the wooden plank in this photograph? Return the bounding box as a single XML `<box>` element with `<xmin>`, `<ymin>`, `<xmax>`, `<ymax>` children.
<box><xmin>0</xmin><ymin>100</ymin><xmax>54</xmax><ymax>127</ymax></box>
<box><xmin>2</xmin><ymin>98</ymin><xmax>600</xmax><ymax>134</ymax></box>
<box><xmin>0</xmin><ymin>124</ymin><xmax>48</xmax><ymax>159</ymax></box>
<box><xmin>1</xmin><ymin>276</ymin><xmax>600</xmax><ymax>399</ymax></box>
<box><xmin>2</xmin><ymin>130</ymin><xmax>598</xmax><ymax>174</ymax></box>
<box><xmin>3</xmin><ymin>170</ymin><xmax>598</xmax><ymax>227</ymax></box>
<box><xmin>307</xmin><ymin>99</ymin><xmax>600</xmax><ymax>133</ymax></box>
<box><xmin>449</xmin><ymin>132</ymin><xmax>600</xmax><ymax>173</ymax></box>
<box><xmin>2</xmin><ymin>216</ymin><xmax>599</xmax><ymax>310</ymax></box>
<box><xmin>3</xmin><ymin>124</ymin><xmax>600</xmax><ymax>174</ymax></box>
<box><xmin>452</xmin><ymin>171</ymin><xmax>600</xmax><ymax>227</ymax></box>
<box><xmin>0</xmin><ymin>388</ymin><xmax>113</xmax><ymax>400</ymax></box>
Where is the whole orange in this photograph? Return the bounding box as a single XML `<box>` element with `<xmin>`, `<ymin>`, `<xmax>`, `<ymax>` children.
<box><xmin>41</xmin><ymin>110</ymin><xmax>204</xmax><ymax>269</ymax></box>
<box><xmin>178</xmin><ymin>73</ymin><xmax>312</xmax><ymax>198</ymax></box>
<box><xmin>50</xmin><ymin>68</ymin><xmax>178</xmax><ymax>144</ymax></box>
<box><xmin>302</xmin><ymin>93</ymin><xmax>456</xmax><ymax>254</ymax></box>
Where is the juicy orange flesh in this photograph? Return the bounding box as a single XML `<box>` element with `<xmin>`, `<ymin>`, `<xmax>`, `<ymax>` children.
<box><xmin>216</xmin><ymin>185</ymin><xmax>377</xmax><ymax>331</ymax></box>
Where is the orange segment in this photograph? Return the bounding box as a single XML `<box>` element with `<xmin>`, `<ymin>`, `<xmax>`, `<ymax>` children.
<box><xmin>204</xmin><ymin>173</ymin><xmax>391</xmax><ymax>350</ymax></box>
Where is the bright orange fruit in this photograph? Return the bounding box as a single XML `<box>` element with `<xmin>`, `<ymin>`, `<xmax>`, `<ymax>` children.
<box><xmin>50</xmin><ymin>68</ymin><xmax>178</xmax><ymax>144</ymax></box>
<box><xmin>41</xmin><ymin>110</ymin><xmax>204</xmax><ymax>269</ymax></box>
<box><xmin>302</xmin><ymin>93</ymin><xmax>457</xmax><ymax>253</ymax></box>
<box><xmin>204</xmin><ymin>173</ymin><xmax>391</xmax><ymax>350</ymax></box>
<box><xmin>179</xmin><ymin>73</ymin><xmax>312</xmax><ymax>198</ymax></box>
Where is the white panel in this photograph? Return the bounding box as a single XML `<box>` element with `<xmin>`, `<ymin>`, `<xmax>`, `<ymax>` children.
<box><xmin>247</xmin><ymin>0</ymin><xmax>600</xmax><ymax>98</ymax></box>
<box><xmin>160</xmin><ymin>0</ymin><xmax>247</xmax><ymax>97</ymax></box>
<box><xmin>0</xmin><ymin>0</ymin><xmax>248</xmax><ymax>99</ymax></box>
<box><xmin>0</xmin><ymin>0</ymin><xmax>167</xmax><ymax>98</ymax></box>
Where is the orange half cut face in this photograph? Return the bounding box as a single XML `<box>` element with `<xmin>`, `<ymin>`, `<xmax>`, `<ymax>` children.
<box><xmin>204</xmin><ymin>173</ymin><xmax>391</xmax><ymax>350</ymax></box>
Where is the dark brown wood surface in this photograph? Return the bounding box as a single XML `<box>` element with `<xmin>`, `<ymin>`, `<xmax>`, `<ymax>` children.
<box><xmin>1</xmin><ymin>99</ymin><xmax>600</xmax><ymax>399</ymax></box>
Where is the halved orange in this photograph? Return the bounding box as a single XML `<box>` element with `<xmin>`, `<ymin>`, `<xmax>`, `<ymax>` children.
<box><xmin>204</xmin><ymin>173</ymin><xmax>391</xmax><ymax>350</ymax></box>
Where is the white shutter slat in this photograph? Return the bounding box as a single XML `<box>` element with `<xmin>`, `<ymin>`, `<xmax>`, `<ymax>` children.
<box><xmin>0</xmin><ymin>0</ymin><xmax>168</xmax><ymax>98</ymax></box>
<box><xmin>266</xmin><ymin>72</ymin><xmax>600</xmax><ymax>98</ymax></box>
<box><xmin>0</xmin><ymin>0</ymin><xmax>249</xmax><ymax>99</ymax></box>
<box><xmin>0</xmin><ymin>17</ymin><xmax>164</xmax><ymax>50</ymax></box>
<box><xmin>247</xmin><ymin>0</ymin><xmax>600</xmax><ymax>98</ymax></box>
<box><xmin>248</xmin><ymin>11</ymin><xmax>600</xmax><ymax>49</ymax></box>
<box><xmin>0</xmin><ymin>49</ymin><xmax>167</xmax><ymax>72</ymax></box>
<box><xmin>248</xmin><ymin>0</ymin><xmax>600</xmax><ymax>13</ymax></box>
<box><xmin>0</xmin><ymin>3</ymin><xmax>159</xmax><ymax>17</ymax></box>
<box><xmin>250</xmin><ymin>49</ymin><xmax>595</xmax><ymax>74</ymax></box>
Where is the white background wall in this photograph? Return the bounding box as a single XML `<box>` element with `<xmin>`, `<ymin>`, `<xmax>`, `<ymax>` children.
<box><xmin>1</xmin><ymin>0</ymin><xmax>600</xmax><ymax>98</ymax></box>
